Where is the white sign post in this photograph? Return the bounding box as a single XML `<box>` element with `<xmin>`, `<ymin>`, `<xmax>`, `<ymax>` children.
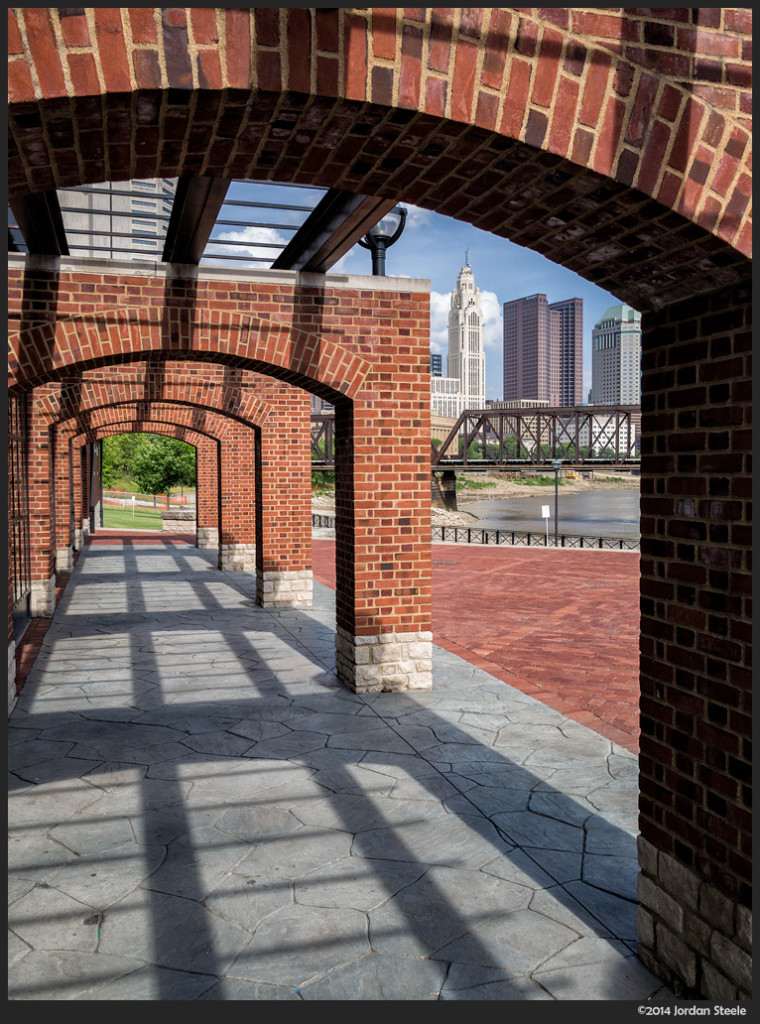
<box><xmin>131</xmin><ymin>494</ymin><xmax>136</xmax><ymax>519</ymax></box>
<box><xmin>541</xmin><ymin>504</ymin><xmax>550</xmax><ymax>545</ymax></box>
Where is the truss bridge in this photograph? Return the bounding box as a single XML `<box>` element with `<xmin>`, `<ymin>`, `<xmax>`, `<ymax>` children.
<box><xmin>312</xmin><ymin>406</ymin><xmax>641</xmax><ymax>470</ymax></box>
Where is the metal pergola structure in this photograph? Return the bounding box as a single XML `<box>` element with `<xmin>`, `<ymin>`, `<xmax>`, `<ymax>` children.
<box><xmin>8</xmin><ymin>176</ymin><xmax>397</xmax><ymax>272</ymax></box>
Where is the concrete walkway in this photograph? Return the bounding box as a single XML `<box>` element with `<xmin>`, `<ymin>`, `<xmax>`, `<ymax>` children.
<box><xmin>9</xmin><ymin>537</ymin><xmax>673</xmax><ymax>1001</ymax></box>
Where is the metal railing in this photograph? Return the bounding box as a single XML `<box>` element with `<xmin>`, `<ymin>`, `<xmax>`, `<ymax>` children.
<box><xmin>312</xmin><ymin>514</ymin><xmax>639</xmax><ymax>550</ymax></box>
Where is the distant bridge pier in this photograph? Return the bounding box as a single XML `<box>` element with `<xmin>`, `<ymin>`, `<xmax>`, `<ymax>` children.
<box><xmin>432</xmin><ymin>469</ymin><xmax>458</xmax><ymax>512</ymax></box>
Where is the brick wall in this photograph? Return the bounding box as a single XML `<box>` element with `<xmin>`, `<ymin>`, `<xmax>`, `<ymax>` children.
<box><xmin>638</xmin><ymin>277</ymin><xmax>751</xmax><ymax>995</ymax></box>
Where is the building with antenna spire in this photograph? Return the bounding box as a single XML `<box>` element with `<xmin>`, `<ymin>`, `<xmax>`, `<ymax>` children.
<box><xmin>446</xmin><ymin>253</ymin><xmax>486</xmax><ymax>408</ymax></box>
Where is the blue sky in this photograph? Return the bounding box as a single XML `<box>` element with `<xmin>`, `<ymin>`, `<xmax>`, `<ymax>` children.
<box><xmin>210</xmin><ymin>183</ymin><xmax>627</xmax><ymax>402</ymax></box>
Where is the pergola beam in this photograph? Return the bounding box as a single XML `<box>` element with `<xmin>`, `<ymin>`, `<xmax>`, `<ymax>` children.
<box><xmin>8</xmin><ymin>192</ymin><xmax>69</xmax><ymax>256</ymax></box>
<box><xmin>272</xmin><ymin>189</ymin><xmax>397</xmax><ymax>272</ymax></box>
<box><xmin>162</xmin><ymin>176</ymin><xmax>230</xmax><ymax>265</ymax></box>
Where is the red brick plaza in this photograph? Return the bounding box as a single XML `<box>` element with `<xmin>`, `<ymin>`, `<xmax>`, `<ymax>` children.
<box><xmin>313</xmin><ymin>540</ymin><xmax>641</xmax><ymax>752</ymax></box>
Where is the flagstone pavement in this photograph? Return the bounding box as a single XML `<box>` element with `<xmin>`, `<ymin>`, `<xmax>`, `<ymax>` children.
<box><xmin>9</xmin><ymin>534</ymin><xmax>677</xmax><ymax>1002</ymax></box>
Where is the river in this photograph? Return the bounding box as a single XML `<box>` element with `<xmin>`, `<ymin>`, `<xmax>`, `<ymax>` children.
<box><xmin>461</xmin><ymin>490</ymin><xmax>641</xmax><ymax>540</ymax></box>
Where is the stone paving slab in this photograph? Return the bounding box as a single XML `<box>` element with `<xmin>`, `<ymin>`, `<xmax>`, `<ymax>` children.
<box><xmin>8</xmin><ymin>539</ymin><xmax>672</xmax><ymax>1001</ymax></box>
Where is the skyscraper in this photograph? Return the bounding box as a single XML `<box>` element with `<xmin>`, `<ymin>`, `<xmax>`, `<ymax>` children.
<box><xmin>502</xmin><ymin>293</ymin><xmax>582</xmax><ymax>407</ymax></box>
<box><xmin>447</xmin><ymin>253</ymin><xmax>485</xmax><ymax>409</ymax></box>
<box><xmin>58</xmin><ymin>178</ymin><xmax>177</xmax><ymax>261</ymax></box>
<box><xmin>588</xmin><ymin>303</ymin><xmax>642</xmax><ymax>405</ymax></box>
<box><xmin>548</xmin><ymin>297</ymin><xmax>584</xmax><ymax>406</ymax></box>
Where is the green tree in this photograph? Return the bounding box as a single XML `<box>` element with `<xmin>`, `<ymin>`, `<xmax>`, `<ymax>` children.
<box><xmin>128</xmin><ymin>435</ymin><xmax>196</xmax><ymax>508</ymax></box>
<box><xmin>102</xmin><ymin>433</ymin><xmax>144</xmax><ymax>488</ymax></box>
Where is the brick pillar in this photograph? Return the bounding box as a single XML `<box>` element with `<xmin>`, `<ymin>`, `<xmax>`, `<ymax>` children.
<box><xmin>637</xmin><ymin>279</ymin><xmax>751</xmax><ymax>999</ymax></box>
<box><xmin>332</xmin><ymin>297</ymin><xmax>432</xmax><ymax>693</ymax></box>
<box><xmin>255</xmin><ymin>384</ymin><xmax>312</xmax><ymax>607</ymax></box>
<box><xmin>219</xmin><ymin>421</ymin><xmax>256</xmax><ymax>571</ymax></box>
<box><xmin>53</xmin><ymin>426</ymin><xmax>74</xmax><ymax>572</ymax></box>
<box><xmin>27</xmin><ymin>395</ymin><xmax>55</xmax><ymax>617</ymax></box>
<box><xmin>72</xmin><ymin>441</ymin><xmax>86</xmax><ymax>549</ymax></box>
<box><xmin>7</xmin><ymin>430</ymin><xmax>17</xmax><ymax>713</ymax></box>
<box><xmin>195</xmin><ymin>437</ymin><xmax>219</xmax><ymax>551</ymax></box>
<box><xmin>79</xmin><ymin>442</ymin><xmax>92</xmax><ymax>539</ymax></box>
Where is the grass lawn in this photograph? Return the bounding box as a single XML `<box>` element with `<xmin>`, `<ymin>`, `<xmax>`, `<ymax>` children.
<box><xmin>102</xmin><ymin>504</ymin><xmax>164</xmax><ymax>530</ymax></box>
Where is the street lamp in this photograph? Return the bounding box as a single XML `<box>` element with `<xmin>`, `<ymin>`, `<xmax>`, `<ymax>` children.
<box><xmin>551</xmin><ymin>458</ymin><xmax>562</xmax><ymax>546</ymax></box>
<box><xmin>358</xmin><ymin>206</ymin><xmax>407</xmax><ymax>275</ymax></box>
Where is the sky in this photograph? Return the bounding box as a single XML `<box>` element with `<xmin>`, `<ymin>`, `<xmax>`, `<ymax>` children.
<box><xmin>207</xmin><ymin>182</ymin><xmax>627</xmax><ymax>403</ymax></box>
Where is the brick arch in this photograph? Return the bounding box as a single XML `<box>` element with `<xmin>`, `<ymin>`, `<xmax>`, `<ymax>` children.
<box><xmin>36</xmin><ymin>371</ymin><xmax>275</xmax><ymax>433</ymax></box>
<box><xmin>8</xmin><ymin>304</ymin><xmax>372</xmax><ymax>399</ymax></box>
<box><xmin>7</xmin><ymin>8</ymin><xmax>751</xmax><ymax>308</ymax></box>
<box><xmin>66</xmin><ymin>421</ymin><xmax>220</xmax><ymax>547</ymax></box>
<box><xmin>57</xmin><ymin>405</ymin><xmax>256</xmax><ymax>569</ymax></box>
<box><xmin>59</xmin><ymin>402</ymin><xmax>237</xmax><ymax>440</ymax></box>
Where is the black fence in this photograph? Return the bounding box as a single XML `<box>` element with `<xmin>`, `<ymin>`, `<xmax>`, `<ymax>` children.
<box><xmin>312</xmin><ymin>514</ymin><xmax>639</xmax><ymax>551</ymax></box>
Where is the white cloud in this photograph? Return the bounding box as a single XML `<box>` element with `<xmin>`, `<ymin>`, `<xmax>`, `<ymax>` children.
<box><xmin>479</xmin><ymin>290</ymin><xmax>503</xmax><ymax>351</ymax></box>
<box><xmin>401</xmin><ymin>203</ymin><xmax>435</xmax><ymax>231</ymax></box>
<box><xmin>206</xmin><ymin>225</ymin><xmax>289</xmax><ymax>263</ymax></box>
<box><xmin>429</xmin><ymin>291</ymin><xmax>450</xmax><ymax>355</ymax></box>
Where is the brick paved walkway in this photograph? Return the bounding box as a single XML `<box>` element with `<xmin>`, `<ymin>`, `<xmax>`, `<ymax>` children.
<box><xmin>311</xmin><ymin>540</ymin><xmax>641</xmax><ymax>754</ymax></box>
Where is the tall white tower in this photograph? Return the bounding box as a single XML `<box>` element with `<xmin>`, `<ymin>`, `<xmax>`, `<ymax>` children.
<box><xmin>447</xmin><ymin>251</ymin><xmax>486</xmax><ymax>409</ymax></box>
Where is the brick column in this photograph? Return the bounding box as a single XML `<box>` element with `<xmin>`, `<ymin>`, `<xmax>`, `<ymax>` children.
<box><xmin>218</xmin><ymin>420</ymin><xmax>256</xmax><ymax>571</ymax></box>
<box><xmin>71</xmin><ymin>441</ymin><xmax>86</xmax><ymax>548</ymax></box>
<box><xmin>637</xmin><ymin>279</ymin><xmax>751</xmax><ymax>999</ymax></box>
<box><xmin>53</xmin><ymin>426</ymin><xmax>74</xmax><ymax>572</ymax></box>
<box><xmin>195</xmin><ymin>437</ymin><xmax>219</xmax><ymax>551</ymax></box>
<box><xmin>331</xmin><ymin>291</ymin><xmax>432</xmax><ymax>693</ymax></box>
<box><xmin>255</xmin><ymin>384</ymin><xmax>313</xmax><ymax>607</ymax></box>
<box><xmin>27</xmin><ymin>395</ymin><xmax>56</xmax><ymax>616</ymax></box>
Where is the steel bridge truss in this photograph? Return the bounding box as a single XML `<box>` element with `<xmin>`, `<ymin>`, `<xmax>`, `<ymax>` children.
<box><xmin>432</xmin><ymin>406</ymin><xmax>640</xmax><ymax>468</ymax></box>
<box><xmin>311</xmin><ymin>406</ymin><xmax>640</xmax><ymax>468</ymax></box>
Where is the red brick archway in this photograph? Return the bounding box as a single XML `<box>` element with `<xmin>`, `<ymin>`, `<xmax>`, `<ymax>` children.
<box><xmin>8</xmin><ymin>8</ymin><xmax>751</xmax><ymax>305</ymax></box>
<box><xmin>68</xmin><ymin>421</ymin><xmax>219</xmax><ymax>553</ymax></box>
<box><xmin>7</xmin><ymin>8</ymin><xmax>751</xmax><ymax>1000</ymax></box>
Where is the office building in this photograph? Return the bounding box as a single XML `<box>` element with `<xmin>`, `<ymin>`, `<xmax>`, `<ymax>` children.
<box><xmin>588</xmin><ymin>303</ymin><xmax>642</xmax><ymax>405</ymax></box>
<box><xmin>502</xmin><ymin>293</ymin><xmax>582</xmax><ymax>407</ymax></box>
<box><xmin>549</xmin><ymin>297</ymin><xmax>584</xmax><ymax>406</ymax></box>
<box><xmin>59</xmin><ymin>178</ymin><xmax>176</xmax><ymax>261</ymax></box>
<box><xmin>431</xmin><ymin>375</ymin><xmax>467</xmax><ymax>419</ymax></box>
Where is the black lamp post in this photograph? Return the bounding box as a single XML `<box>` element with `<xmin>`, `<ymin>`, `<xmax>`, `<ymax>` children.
<box><xmin>358</xmin><ymin>206</ymin><xmax>407</xmax><ymax>275</ymax></box>
<box><xmin>551</xmin><ymin>458</ymin><xmax>562</xmax><ymax>545</ymax></box>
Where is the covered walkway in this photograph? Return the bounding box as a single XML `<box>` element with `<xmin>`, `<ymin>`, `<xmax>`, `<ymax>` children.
<box><xmin>8</xmin><ymin>535</ymin><xmax>669</xmax><ymax>1001</ymax></box>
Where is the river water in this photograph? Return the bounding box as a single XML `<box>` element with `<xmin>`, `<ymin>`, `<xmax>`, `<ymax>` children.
<box><xmin>460</xmin><ymin>490</ymin><xmax>641</xmax><ymax>540</ymax></box>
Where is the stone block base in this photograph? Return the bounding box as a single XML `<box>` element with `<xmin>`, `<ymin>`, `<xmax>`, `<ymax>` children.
<box><xmin>74</xmin><ymin>527</ymin><xmax>84</xmax><ymax>550</ymax></box>
<box><xmin>56</xmin><ymin>545</ymin><xmax>74</xmax><ymax>573</ymax></box>
<box><xmin>82</xmin><ymin>518</ymin><xmax>90</xmax><ymax>537</ymax></box>
<box><xmin>8</xmin><ymin>641</ymin><xmax>17</xmax><ymax>717</ymax></box>
<box><xmin>163</xmin><ymin>518</ymin><xmax>197</xmax><ymax>533</ymax></box>
<box><xmin>257</xmin><ymin>570</ymin><xmax>313</xmax><ymax>608</ymax></box>
<box><xmin>219</xmin><ymin>543</ymin><xmax>256</xmax><ymax>572</ymax></box>
<box><xmin>637</xmin><ymin>835</ymin><xmax>752</xmax><ymax>999</ymax></box>
<box><xmin>335</xmin><ymin>626</ymin><xmax>433</xmax><ymax>693</ymax></box>
<box><xmin>196</xmin><ymin>526</ymin><xmax>219</xmax><ymax>549</ymax></box>
<box><xmin>30</xmin><ymin>576</ymin><xmax>55</xmax><ymax>618</ymax></box>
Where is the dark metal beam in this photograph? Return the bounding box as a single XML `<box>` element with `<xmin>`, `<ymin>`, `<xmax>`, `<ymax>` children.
<box><xmin>163</xmin><ymin>176</ymin><xmax>230</xmax><ymax>264</ymax></box>
<box><xmin>272</xmin><ymin>189</ymin><xmax>397</xmax><ymax>272</ymax></box>
<box><xmin>8</xmin><ymin>192</ymin><xmax>69</xmax><ymax>255</ymax></box>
